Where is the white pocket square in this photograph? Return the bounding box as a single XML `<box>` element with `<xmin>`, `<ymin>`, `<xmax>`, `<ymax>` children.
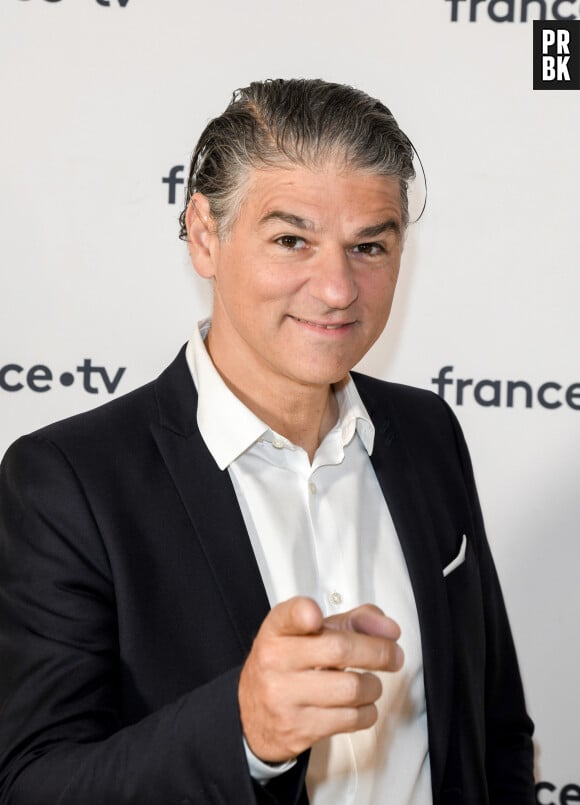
<box><xmin>442</xmin><ymin>533</ymin><xmax>468</xmax><ymax>577</ymax></box>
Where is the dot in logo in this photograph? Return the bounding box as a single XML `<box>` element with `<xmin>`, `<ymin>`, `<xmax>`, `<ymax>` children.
<box><xmin>60</xmin><ymin>372</ymin><xmax>74</xmax><ymax>387</ymax></box>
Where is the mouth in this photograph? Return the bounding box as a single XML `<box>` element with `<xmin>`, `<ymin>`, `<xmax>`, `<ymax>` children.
<box><xmin>289</xmin><ymin>316</ymin><xmax>354</xmax><ymax>330</ymax></box>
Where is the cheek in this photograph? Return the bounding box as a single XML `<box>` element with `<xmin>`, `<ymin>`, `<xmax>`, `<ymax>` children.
<box><xmin>217</xmin><ymin>253</ymin><xmax>291</xmax><ymax>298</ymax></box>
<box><xmin>360</xmin><ymin>275</ymin><xmax>399</xmax><ymax>337</ymax></box>
<box><xmin>362</xmin><ymin>270</ymin><xmax>398</xmax><ymax>308</ymax></box>
<box><xmin>237</xmin><ymin>273</ymin><xmax>302</xmax><ymax>314</ymax></box>
<box><xmin>215</xmin><ymin>268</ymin><xmax>292</xmax><ymax>335</ymax></box>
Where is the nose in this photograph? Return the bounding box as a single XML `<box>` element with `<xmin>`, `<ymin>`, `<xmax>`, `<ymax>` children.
<box><xmin>309</xmin><ymin>247</ymin><xmax>358</xmax><ymax>310</ymax></box>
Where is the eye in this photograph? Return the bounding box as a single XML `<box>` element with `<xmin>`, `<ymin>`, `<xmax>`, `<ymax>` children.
<box><xmin>352</xmin><ymin>242</ymin><xmax>385</xmax><ymax>256</ymax></box>
<box><xmin>275</xmin><ymin>235</ymin><xmax>307</xmax><ymax>250</ymax></box>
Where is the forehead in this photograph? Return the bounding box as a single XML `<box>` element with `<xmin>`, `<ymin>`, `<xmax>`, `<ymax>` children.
<box><xmin>236</xmin><ymin>163</ymin><xmax>403</xmax><ymax>232</ymax></box>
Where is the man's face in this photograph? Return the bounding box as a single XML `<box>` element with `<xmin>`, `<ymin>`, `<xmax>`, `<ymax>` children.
<box><xmin>192</xmin><ymin>163</ymin><xmax>404</xmax><ymax>391</ymax></box>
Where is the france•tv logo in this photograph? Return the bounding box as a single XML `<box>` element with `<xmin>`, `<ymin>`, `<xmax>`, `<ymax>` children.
<box><xmin>533</xmin><ymin>21</ymin><xmax>580</xmax><ymax>89</ymax></box>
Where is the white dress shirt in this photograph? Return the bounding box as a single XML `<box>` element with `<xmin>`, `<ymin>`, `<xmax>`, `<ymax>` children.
<box><xmin>186</xmin><ymin>319</ymin><xmax>432</xmax><ymax>805</ymax></box>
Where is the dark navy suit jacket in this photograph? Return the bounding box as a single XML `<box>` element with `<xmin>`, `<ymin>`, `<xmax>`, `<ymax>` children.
<box><xmin>0</xmin><ymin>348</ymin><xmax>535</xmax><ymax>804</ymax></box>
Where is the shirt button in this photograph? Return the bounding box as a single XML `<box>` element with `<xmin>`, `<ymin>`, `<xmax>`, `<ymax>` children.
<box><xmin>308</xmin><ymin>481</ymin><xmax>317</xmax><ymax>495</ymax></box>
<box><xmin>272</xmin><ymin>437</ymin><xmax>285</xmax><ymax>449</ymax></box>
<box><xmin>328</xmin><ymin>591</ymin><xmax>343</xmax><ymax>607</ymax></box>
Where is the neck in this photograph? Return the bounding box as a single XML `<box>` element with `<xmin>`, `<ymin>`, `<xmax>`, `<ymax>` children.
<box><xmin>205</xmin><ymin>330</ymin><xmax>341</xmax><ymax>463</ymax></box>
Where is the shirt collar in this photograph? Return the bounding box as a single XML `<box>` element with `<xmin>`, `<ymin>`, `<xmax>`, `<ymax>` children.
<box><xmin>185</xmin><ymin>318</ymin><xmax>375</xmax><ymax>470</ymax></box>
<box><xmin>334</xmin><ymin>375</ymin><xmax>375</xmax><ymax>455</ymax></box>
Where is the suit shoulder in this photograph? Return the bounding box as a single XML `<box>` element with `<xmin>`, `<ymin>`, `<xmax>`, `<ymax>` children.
<box><xmin>27</xmin><ymin>378</ymin><xmax>157</xmax><ymax>447</ymax></box>
<box><xmin>0</xmin><ymin>385</ymin><xmax>154</xmax><ymax>491</ymax></box>
<box><xmin>5</xmin><ymin>353</ymin><xmax>181</xmax><ymax>466</ymax></box>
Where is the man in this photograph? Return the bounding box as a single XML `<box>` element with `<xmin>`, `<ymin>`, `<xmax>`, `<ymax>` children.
<box><xmin>0</xmin><ymin>79</ymin><xmax>535</xmax><ymax>804</ymax></box>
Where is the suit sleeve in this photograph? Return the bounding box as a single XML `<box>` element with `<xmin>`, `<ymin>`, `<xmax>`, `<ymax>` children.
<box><xmin>442</xmin><ymin>401</ymin><xmax>536</xmax><ymax>804</ymax></box>
<box><xmin>0</xmin><ymin>435</ymin><xmax>305</xmax><ymax>805</ymax></box>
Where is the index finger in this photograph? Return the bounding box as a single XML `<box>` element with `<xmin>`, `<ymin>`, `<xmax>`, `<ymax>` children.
<box><xmin>309</xmin><ymin>628</ymin><xmax>404</xmax><ymax>673</ymax></box>
<box><xmin>324</xmin><ymin>604</ymin><xmax>401</xmax><ymax>641</ymax></box>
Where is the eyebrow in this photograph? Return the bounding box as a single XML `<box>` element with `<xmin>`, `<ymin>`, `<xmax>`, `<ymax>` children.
<box><xmin>259</xmin><ymin>210</ymin><xmax>401</xmax><ymax>239</ymax></box>
<box><xmin>258</xmin><ymin>211</ymin><xmax>316</xmax><ymax>230</ymax></box>
<box><xmin>355</xmin><ymin>220</ymin><xmax>401</xmax><ymax>239</ymax></box>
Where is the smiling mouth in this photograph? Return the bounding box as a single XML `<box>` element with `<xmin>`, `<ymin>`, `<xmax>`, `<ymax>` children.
<box><xmin>290</xmin><ymin>316</ymin><xmax>353</xmax><ymax>330</ymax></box>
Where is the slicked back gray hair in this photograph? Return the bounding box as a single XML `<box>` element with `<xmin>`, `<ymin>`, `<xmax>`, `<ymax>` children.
<box><xmin>178</xmin><ymin>78</ymin><xmax>416</xmax><ymax>240</ymax></box>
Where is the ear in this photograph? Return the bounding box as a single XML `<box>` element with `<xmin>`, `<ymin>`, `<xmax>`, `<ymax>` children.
<box><xmin>185</xmin><ymin>193</ymin><xmax>218</xmax><ymax>279</ymax></box>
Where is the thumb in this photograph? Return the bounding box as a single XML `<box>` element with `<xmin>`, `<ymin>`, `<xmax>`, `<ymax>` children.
<box><xmin>263</xmin><ymin>596</ymin><xmax>324</xmax><ymax>638</ymax></box>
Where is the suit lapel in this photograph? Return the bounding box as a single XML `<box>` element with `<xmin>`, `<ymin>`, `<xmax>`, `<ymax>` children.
<box><xmin>151</xmin><ymin>348</ymin><xmax>270</xmax><ymax>657</ymax></box>
<box><xmin>354</xmin><ymin>375</ymin><xmax>453</xmax><ymax>798</ymax></box>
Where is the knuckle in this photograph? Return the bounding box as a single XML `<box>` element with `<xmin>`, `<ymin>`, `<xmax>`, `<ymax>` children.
<box><xmin>260</xmin><ymin>673</ymin><xmax>279</xmax><ymax>705</ymax></box>
<box><xmin>327</xmin><ymin>632</ymin><xmax>352</xmax><ymax>667</ymax></box>
<box><xmin>343</xmin><ymin>672</ymin><xmax>362</xmax><ymax>703</ymax></box>
<box><xmin>252</xmin><ymin>637</ymin><xmax>280</xmax><ymax>672</ymax></box>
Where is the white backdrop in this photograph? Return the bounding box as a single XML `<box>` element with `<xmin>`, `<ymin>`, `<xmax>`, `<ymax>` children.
<box><xmin>1</xmin><ymin>1</ymin><xmax>578</xmax><ymax>799</ymax></box>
